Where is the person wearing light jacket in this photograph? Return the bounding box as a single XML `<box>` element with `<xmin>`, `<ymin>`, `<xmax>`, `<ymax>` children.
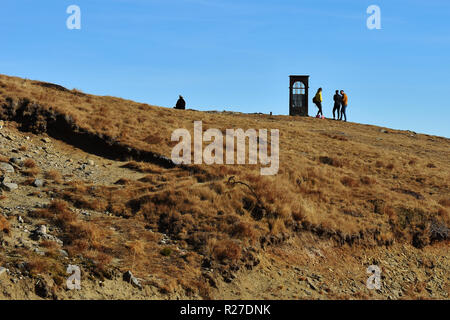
<box><xmin>313</xmin><ymin>88</ymin><xmax>323</xmax><ymax>118</ymax></box>
<box><xmin>340</xmin><ymin>90</ymin><xmax>348</xmax><ymax>122</ymax></box>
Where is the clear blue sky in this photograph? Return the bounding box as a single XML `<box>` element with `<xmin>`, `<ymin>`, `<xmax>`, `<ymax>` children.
<box><xmin>1</xmin><ymin>0</ymin><xmax>449</xmax><ymax>137</ymax></box>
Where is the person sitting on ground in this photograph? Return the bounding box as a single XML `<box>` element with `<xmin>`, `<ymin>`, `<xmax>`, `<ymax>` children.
<box><xmin>339</xmin><ymin>90</ymin><xmax>348</xmax><ymax>122</ymax></box>
<box><xmin>313</xmin><ymin>88</ymin><xmax>323</xmax><ymax>118</ymax></box>
<box><xmin>174</xmin><ymin>95</ymin><xmax>186</xmax><ymax>110</ymax></box>
<box><xmin>333</xmin><ymin>90</ymin><xmax>342</xmax><ymax>120</ymax></box>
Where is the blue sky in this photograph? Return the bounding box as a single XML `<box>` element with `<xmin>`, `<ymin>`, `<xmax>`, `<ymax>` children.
<box><xmin>1</xmin><ymin>0</ymin><xmax>449</xmax><ymax>137</ymax></box>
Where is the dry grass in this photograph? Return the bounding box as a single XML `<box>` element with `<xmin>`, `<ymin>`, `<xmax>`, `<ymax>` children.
<box><xmin>23</xmin><ymin>159</ymin><xmax>37</xmax><ymax>168</ymax></box>
<box><xmin>22</xmin><ymin>164</ymin><xmax>40</xmax><ymax>177</ymax></box>
<box><xmin>0</xmin><ymin>216</ymin><xmax>10</xmax><ymax>234</ymax></box>
<box><xmin>0</xmin><ymin>74</ymin><xmax>449</xmax><ymax>295</ymax></box>
<box><xmin>31</xmin><ymin>200</ymin><xmax>111</xmax><ymax>260</ymax></box>
<box><xmin>212</xmin><ymin>240</ymin><xmax>242</xmax><ymax>263</ymax></box>
<box><xmin>44</xmin><ymin>170</ymin><xmax>62</xmax><ymax>183</ymax></box>
<box><xmin>23</xmin><ymin>73</ymin><xmax>446</xmax><ymax>254</ymax></box>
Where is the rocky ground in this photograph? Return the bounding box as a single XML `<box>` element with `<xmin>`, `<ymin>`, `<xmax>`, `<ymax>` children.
<box><xmin>0</xmin><ymin>121</ymin><xmax>161</xmax><ymax>299</ymax></box>
<box><xmin>0</xmin><ymin>120</ymin><xmax>448</xmax><ymax>300</ymax></box>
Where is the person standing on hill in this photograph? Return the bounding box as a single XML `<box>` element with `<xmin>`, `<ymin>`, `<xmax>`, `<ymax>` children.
<box><xmin>333</xmin><ymin>90</ymin><xmax>342</xmax><ymax>120</ymax></box>
<box><xmin>340</xmin><ymin>90</ymin><xmax>348</xmax><ymax>122</ymax></box>
<box><xmin>174</xmin><ymin>95</ymin><xmax>186</xmax><ymax>110</ymax></box>
<box><xmin>313</xmin><ymin>88</ymin><xmax>323</xmax><ymax>118</ymax></box>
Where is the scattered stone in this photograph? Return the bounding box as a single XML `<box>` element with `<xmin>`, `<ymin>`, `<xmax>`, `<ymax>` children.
<box><xmin>34</xmin><ymin>248</ymin><xmax>45</xmax><ymax>256</ymax></box>
<box><xmin>0</xmin><ymin>176</ymin><xmax>11</xmax><ymax>184</ymax></box>
<box><xmin>37</xmin><ymin>225</ymin><xmax>47</xmax><ymax>235</ymax></box>
<box><xmin>123</xmin><ymin>271</ymin><xmax>142</xmax><ymax>289</ymax></box>
<box><xmin>0</xmin><ymin>162</ymin><xmax>14</xmax><ymax>173</ymax></box>
<box><xmin>59</xmin><ymin>249</ymin><xmax>69</xmax><ymax>257</ymax></box>
<box><xmin>307</xmin><ymin>279</ymin><xmax>318</xmax><ymax>291</ymax></box>
<box><xmin>33</xmin><ymin>179</ymin><xmax>45</xmax><ymax>188</ymax></box>
<box><xmin>1</xmin><ymin>182</ymin><xmax>18</xmax><ymax>192</ymax></box>
<box><xmin>35</xmin><ymin>277</ymin><xmax>54</xmax><ymax>298</ymax></box>
<box><xmin>0</xmin><ymin>120</ymin><xmax>3</xmax><ymax>129</ymax></box>
<box><xmin>30</xmin><ymin>225</ymin><xmax>62</xmax><ymax>244</ymax></box>
<box><xmin>380</xmin><ymin>129</ymin><xmax>388</xmax><ymax>134</ymax></box>
<box><xmin>18</xmin><ymin>216</ymin><xmax>24</xmax><ymax>224</ymax></box>
<box><xmin>41</xmin><ymin>137</ymin><xmax>51</xmax><ymax>143</ymax></box>
<box><xmin>0</xmin><ymin>267</ymin><xmax>7</xmax><ymax>277</ymax></box>
<box><xmin>9</xmin><ymin>157</ymin><xmax>23</xmax><ymax>166</ymax></box>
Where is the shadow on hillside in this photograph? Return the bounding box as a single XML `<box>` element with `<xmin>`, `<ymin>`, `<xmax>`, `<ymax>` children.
<box><xmin>0</xmin><ymin>97</ymin><xmax>176</xmax><ymax>168</ymax></box>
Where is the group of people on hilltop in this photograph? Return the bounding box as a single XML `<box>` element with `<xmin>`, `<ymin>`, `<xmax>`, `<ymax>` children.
<box><xmin>175</xmin><ymin>90</ymin><xmax>349</xmax><ymax>120</ymax></box>
<box><xmin>313</xmin><ymin>88</ymin><xmax>349</xmax><ymax>121</ymax></box>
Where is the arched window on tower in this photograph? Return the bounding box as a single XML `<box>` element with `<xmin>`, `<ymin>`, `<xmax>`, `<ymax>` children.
<box><xmin>289</xmin><ymin>76</ymin><xmax>309</xmax><ymax>116</ymax></box>
<box><xmin>292</xmin><ymin>81</ymin><xmax>306</xmax><ymax>108</ymax></box>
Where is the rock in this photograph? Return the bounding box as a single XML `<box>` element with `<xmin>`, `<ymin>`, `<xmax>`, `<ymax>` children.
<box><xmin>9</xmin><ymin>158</ymin><xmax>23</xmax><ymax>166</ymax></box>
<box><xmin>123</xmin><ymin>271</ymin><xmax>142</xmax><ymax>289</ymax></box>
<box><xmin>33</xmin><ymin>248</ymin><xmax>45</xmax><ymax>256</ymax></box>
<box><xmin>307</xmin><ymin>279</ymin><xmax>318</xmax><ymax>291</ymax></box>
<box><xmin>0</xmin><ymin>120</ymin><xmax>3</xmax><ymax>129</ymax></box>
<box><xmin>0</xmin><ymin>175</ymin><xmax>11</xmax><ymax>184</ymax></box>
<box><xmin>37</xmin><ymin>225</ymin><xmax>47</xmax><ymax>235</ymax></box>
<box><xmin>1</xmin><ymin>182</ymin><xmax>18</xmax><ymax>192</ymax></box>
<box><xmin>0</xmin><ymin>162</ymin><xmax>14</xmax><ymax>173</ymax></box>
<box><xmin>380</xmin><ymin>129</ymin><xmax>388</xmax><ymax>134</ymax></box>
<box><xmin>123</xmin><ymin>271</ymin><xmax>133</xmax><ymax>281</ymax></box>
<box><xmin>35</xmin><ymin>277</ymin><xmax>54</xmax><ymax>298</ymax></box>
<box><xmin>41</xmin><ymin>137</ymin><xmax>51</xmax><ymax>143</ymax></box>
<box><xmin>0</xmin><ymin>267</ymin><xmax>7</xmax><ymax>277</ymax></box>
<box><xmin>87</xmin><ymin>160</ymin><xmax>95</xmax><ymax>166</ymax></box>
<box><xmin>31</xmin><ymin>225</ymin><xmax>64</xmax><ymax>245</ymax></box>
<box><xmin>33</xmin><ymin>179</ymin><xmax>45</xmax><ymax>188</ymax></box>
<box><xmin>59</xmin><ymin>249</ymin><xmax>69</xmax><ymax>257</ymax></box>
<box><xmin>18</xmin><ymin>216</ymin><xmax>24</xmax><ymax>224</ymax></box>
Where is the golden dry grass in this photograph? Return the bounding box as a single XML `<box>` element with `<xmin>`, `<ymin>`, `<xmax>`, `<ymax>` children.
<box><xmin>0</xmin><ymin>215</ymin><xmax>10</xmax><ymax>234</ymax></box>
<box><xmin>1</xmin><ymin>73</ymin><xmax>448</xmax><ymax>245</ymax></box>
<box><xmin>0</xmin><ymin>73</ymin><xmax>449</xmax><ymax>296</ymax></box>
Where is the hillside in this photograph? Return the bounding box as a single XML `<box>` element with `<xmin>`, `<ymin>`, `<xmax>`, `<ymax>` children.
<box><xmin>0</xmin><ymin>74</ymin><xmax>448</xmax><ymax>300</ymax></box>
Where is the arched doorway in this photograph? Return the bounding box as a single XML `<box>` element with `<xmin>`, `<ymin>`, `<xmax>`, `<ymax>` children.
<box><xmin>289</xmin><ymin>75</ymin><xmax>309</xmax><ymax>116</ymax></box>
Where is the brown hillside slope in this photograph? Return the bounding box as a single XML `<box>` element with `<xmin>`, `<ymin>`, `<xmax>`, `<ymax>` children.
<box><xmin>0</xmin><ymin>74</ymin><xmax>449</xmax><ymax>300</ymax></box>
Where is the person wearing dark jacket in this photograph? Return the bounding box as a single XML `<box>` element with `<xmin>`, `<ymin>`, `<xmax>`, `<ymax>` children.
<box><xmin>175</xmin><ymin>95</ymin><xmax>186</xmax><ymax>110</ymax></box>
<box><xmin>333</xmin><ymin>90</ymin><xmax>342</xmax><ymax>120</ymax></box>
